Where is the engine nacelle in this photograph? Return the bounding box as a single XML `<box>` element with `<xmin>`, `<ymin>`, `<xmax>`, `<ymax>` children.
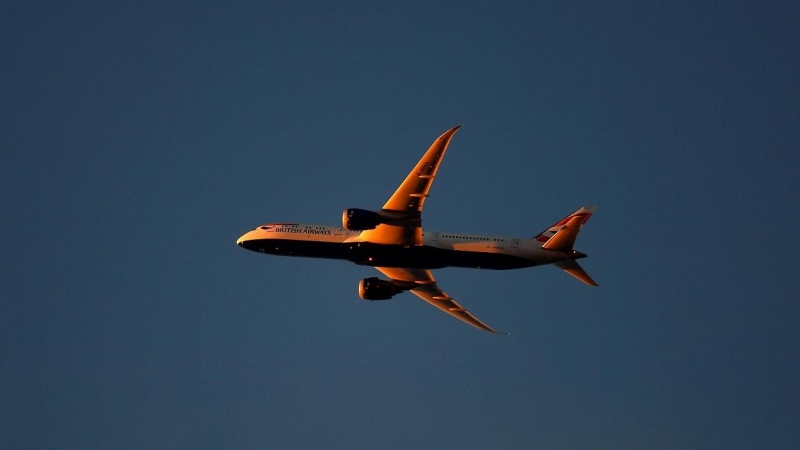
<box><xmin>342</xmin><ymin>208</ymin><xmax>382</xmax><ymax>231</ymax></box>
<box><xmin>358</xmin><ymin>277</ymin><xmax>399</xmax><ymax>301</ymax></box>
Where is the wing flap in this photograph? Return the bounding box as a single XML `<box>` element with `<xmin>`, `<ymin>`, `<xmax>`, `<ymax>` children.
<box><xmin>356</xmin><ymin>126</ymin><xmax>461</xmax><ymax>246</ymax></box>
<box><xmin>381</xmin><ymin>125</ymin><xmax>460</xmax><ymax>213</ymax></box>
<box><xmin>410</xmin><ymin>284</ymin><xmax>503</xmax><ymax>333</ymax></box>
<box><xmin>374</xmin><ymin>266</ymin><xmax>504</xmax><ymax>334</ymax></box>
<box><xmin>355</xmin><ymin>126</ymin><xmax>461</xmax><ymax>246</ymax></box>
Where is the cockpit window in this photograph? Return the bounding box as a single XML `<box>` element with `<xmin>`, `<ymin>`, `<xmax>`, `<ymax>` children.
<box><xmin>257</xmin><ymin>223</ymin><xmax>298</xmax><ymax>230</ymax></box>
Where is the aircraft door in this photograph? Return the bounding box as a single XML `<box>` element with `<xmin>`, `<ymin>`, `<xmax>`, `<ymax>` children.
<box><xmin>429</xmin><ymin>232</ymin><xmax>440</xmax><ymax>247</ymax></box>
<box><xmin>510</xmin><ymin>238</ymin><xmax>520</xmax><ymax>249</ymax></box>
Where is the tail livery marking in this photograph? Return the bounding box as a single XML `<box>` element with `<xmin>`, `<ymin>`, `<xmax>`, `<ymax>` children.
<box><xmin>534</xmin><ymin>207</ymin><xmax>596</xmax><ymax>243</ymax></box>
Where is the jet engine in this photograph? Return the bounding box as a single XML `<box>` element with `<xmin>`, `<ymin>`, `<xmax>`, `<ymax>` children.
<box><xmin>358</xmin><ymin>277</ymin><xmax>400</xmax><ymax>301</ymax></box>
<box><xmin>342</xmin><ymin>208</ymin><xmax>382</xmax><ymax>231</ymax></box>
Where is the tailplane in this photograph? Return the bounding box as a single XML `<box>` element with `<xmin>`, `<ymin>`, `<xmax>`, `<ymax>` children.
<box><xmin>555</xmin><ymin>260</ymin><xmax>598</xmax><ymax>286</ymax></box>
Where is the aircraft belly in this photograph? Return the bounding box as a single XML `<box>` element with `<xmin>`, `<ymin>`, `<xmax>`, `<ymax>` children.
<box><xmin>345</xmin><ymin>243</ymin><xmax>447</xmax><ymax>268</ymax></box>
<box><xmin>349</xmin><ymin>244</ymin><xmax>534</xmax><ymax>270</ymax></box>
<box><xmin>244</xmin><ymin>239</ymin><xmax>537</xmax><ymax>270</ymax></box>
<box><xmin>243</xmin><ymin>239</ymin><xmax>351</xmax><ymax>260</ymax></box>
<box><xmin>441</xmin><ymin>249</ymin><xmax>535</xmax><ymax>270</ymax></box>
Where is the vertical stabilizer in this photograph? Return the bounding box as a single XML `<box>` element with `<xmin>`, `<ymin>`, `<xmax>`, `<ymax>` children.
<box><xmin>534</xmin><ymin>206</ymin><xmax>596</xmax><ymax>247</ymax></box>
<box><xmin>542</xmin><ymin>215</ymin><xmax>583</xmax><ymax>251</ymax></box>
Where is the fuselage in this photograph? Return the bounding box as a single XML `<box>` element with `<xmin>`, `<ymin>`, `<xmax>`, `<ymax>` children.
<box><xmin>236</xmin><ymin>223</ymin><xmax>571</xmax><ymax>270</ymax></box>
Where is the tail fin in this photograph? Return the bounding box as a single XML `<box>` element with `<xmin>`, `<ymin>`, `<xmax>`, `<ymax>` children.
<box><xmin>534</xmin><ymin>206</ymin><xmax>598</xmax><ymax>286</ymax></box>
<box><xmin>533</xmin><ymin>206</ymin><xmax>596</xmax><ymax>250</ymax></box>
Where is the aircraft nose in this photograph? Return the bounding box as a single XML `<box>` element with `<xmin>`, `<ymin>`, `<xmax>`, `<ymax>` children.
<box><xmin>236</xmin><ymin>229</ymin><xmax>259</xmax><ymax>251</ymax></box>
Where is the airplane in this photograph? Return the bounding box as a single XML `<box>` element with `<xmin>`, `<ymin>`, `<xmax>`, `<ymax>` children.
<box><xmin>236</xmin><ymin>125</ymin><xmax>597</xmax><ymax>333</ymax></box>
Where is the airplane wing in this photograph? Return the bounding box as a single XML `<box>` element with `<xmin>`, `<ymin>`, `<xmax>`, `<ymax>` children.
<box><xmin>357</xmin><ymin>126</ymin><xmax>461</xmax><ymax>246</ymax></box>
<box><xmin>374</xmin><ymin>266</ymin><xmax>504</xmax><ymax>333</ymax></box>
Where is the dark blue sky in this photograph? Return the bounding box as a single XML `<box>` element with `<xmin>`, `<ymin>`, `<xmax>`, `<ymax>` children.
<box><xmin>3</xmin><ymin>1</ymin><xmax>798</xmax><ymax>448</ymax></box>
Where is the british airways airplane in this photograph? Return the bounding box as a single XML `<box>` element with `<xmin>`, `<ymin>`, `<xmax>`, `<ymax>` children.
<box><xmin>237</xmin><ymin>126</ymin><xmax>597</xmax><ymax>333</ymax></box>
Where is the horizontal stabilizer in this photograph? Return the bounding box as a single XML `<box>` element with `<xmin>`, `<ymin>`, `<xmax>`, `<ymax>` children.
<box><xmin>555</xmin><ymin>261</ymin><xmax>598</xmax><ymax>286</ymax></box>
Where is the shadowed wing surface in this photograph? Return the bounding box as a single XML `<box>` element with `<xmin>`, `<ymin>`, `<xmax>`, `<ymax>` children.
<box><xmin>374</xmin><ymin>266</ymin><xmax>503</xmax><ymax>333</ymax></box>
<box><xmin>356</xmin><ymin>125</ymin><xmax>461</xmax><ymax>246</ymax></box>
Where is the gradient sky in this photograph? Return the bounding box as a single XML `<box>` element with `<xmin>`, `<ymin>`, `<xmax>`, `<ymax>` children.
<box><xmin>3</xmin><ymin>1</ymin><xmax>799</xmax><ymax>448</ymax></box>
